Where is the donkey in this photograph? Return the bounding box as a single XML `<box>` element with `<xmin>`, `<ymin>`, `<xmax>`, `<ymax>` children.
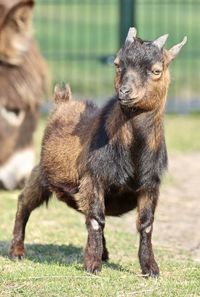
<box><xmin>0</xmin><ymin>0</ymin><xmax>49</xmax><ymax>190</ymax></box>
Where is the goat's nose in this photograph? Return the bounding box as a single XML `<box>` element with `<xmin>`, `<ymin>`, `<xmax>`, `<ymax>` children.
<box><xmin>119</xmin><ymin>86</ymin><xmax>131</xmax><ymax>95</ymax></box>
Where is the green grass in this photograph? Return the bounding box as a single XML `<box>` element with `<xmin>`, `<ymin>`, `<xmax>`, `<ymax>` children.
<box><xmin>0</xmin><ymin>114</ymin><xmax>199</xmax><ymax>296</ymax></box>
<box><xmin>0</xmin><ymin>193</ymin><xmax>199</xmax><ymax>296</ymax></box>
<box><xmin>32</xmin><ymin>0</ymin><xmax>200</xmax><ymax>101</ymax></box>
<box><xmin>165</xmin><ymin>114</ymin><xmax>200</xmax><ymax>152</ymax></box>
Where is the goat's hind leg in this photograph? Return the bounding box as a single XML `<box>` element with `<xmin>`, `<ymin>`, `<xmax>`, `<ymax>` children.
<box><xmin>10</xmin><ymin>165</ymin><xmax>52</xmax><ymax>260</ymax></box>
<box><xmin>137</xmin><ymin>189</ymin><xmax>159</xmax><ymax>277</ymax></box>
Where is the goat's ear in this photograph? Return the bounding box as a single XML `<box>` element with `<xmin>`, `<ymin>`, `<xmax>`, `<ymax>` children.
<box><xmin>153</xmin><ymin>34</ymin><xmax>169</xmax><ymax>49</ymax></box>
<box><xmin>8</xmin><ymin>1</ymin><xmax>34</xmax><ymax>32</ymax></box>
<box><xmin>54</xmin><ymin>83</ymin><xmax>72</xmax><ymax>103</ymax></box>
<box><xmin>114</xmin><ymin>49</ymin><xmax>122</xmax><ymax>66</ymax></box>
<box><xmin>166</xmin><ymin>36</ymin><xmax>187</xmax><ymax>63</ymax></box>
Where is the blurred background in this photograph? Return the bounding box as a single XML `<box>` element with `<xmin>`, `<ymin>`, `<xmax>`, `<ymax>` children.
<box><xmin>34</xmin><ymin>0</ymin><xmax>200</xmax><ymax>112</ymax></box>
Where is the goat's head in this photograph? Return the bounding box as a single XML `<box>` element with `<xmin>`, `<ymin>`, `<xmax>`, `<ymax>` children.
<box><xmin>114</xmin><ymin>27</ymin><xmax>187</xmax><ymax>111</ymax></box>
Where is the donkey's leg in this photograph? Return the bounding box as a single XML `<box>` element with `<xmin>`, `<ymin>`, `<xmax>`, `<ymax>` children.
<box><xmin>10</xmin><ymin>165</ymin><xmax>52</xmax><ymax>259</ymax></box>
<box><xmin>137</xmin><ymin>188</ymin><xmax>159</xmax><ymax>277</ymax></box>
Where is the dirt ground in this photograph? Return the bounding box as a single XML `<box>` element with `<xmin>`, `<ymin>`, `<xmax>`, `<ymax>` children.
<box><xmin>154</xmin><ymin>152</ymin><xmax>200</xmax><ymax>261</ymax></box>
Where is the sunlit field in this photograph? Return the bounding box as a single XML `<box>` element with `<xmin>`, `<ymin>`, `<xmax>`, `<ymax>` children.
<box><xmin>0</xmin><ymin>114</ymin><xmax>199</xmax><ymax>296</ymax></box>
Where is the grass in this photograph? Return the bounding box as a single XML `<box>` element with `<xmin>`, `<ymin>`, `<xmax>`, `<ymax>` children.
<box><xmin>32</xmin><ymin>0</ymin><xmax>200</xmax><ymax>101</ymax></box>
<box><xmin>0</xmin><ymin>114</ymin><xmax>200</xmax><ymax>296</ymax></box>
<box><xmin>165</xmin><ymin>114</ymin><xmax>200</xmax><ymax>152</ymax></box>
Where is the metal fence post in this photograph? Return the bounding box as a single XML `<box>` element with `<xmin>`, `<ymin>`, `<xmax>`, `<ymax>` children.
<box><xmin>119</xmin><ymin>0</ymin><xmax>136</xmax><ymax>47</ymax></box>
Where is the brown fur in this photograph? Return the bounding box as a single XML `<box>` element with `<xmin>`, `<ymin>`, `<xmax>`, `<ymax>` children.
<box><xmin>54</xmin><ymin>84</ymin><xmax>72</xmax><ymax>103</ymax></box>
<box><xmin>0</xmin><ymin>0</ymin><xmax>34</xmax><ymax>65</ymax></box>
<box><xmin>10</xmin><ymin>30</ymin><xmax>186</xmax><ymax>275</ymax></box>
<box><xmin>0</xmin><ymin>0</ymin><xmax>49</xmax><ymax>189</ymax></box>
<box><xmin>106</xmin><ymin>103</ymin><xmax>133</xmax><ymax>147</ymax></box>
<box><xmin>42</xmin><ymin>101</ymin><xmax>93</xmax><ymax>188</ymax></box>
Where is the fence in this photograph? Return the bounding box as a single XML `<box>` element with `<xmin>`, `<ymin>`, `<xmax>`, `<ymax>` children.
<box><xmin>34</xmin><ymin>0</ymin><xmax>200</xmax><ymax>109</ymax></box>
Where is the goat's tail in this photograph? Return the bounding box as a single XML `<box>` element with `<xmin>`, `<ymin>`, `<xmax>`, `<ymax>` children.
<box><xmin>53</xmin><ymin>82</ymin><xmax>72</xmax><ymax>103</ymax></box>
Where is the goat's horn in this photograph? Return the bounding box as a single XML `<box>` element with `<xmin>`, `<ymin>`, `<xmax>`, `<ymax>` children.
<box><xmin>168</xmin><ymin>36</ymin><xmax>187</xmax><ymax>58</ymax></box>
<box><xmin>153</xmin><ymin>34</ymin><xmax>169</xmax><ymax>49</ymax></box>
<box><xmin>125</xmin><ymin>27</ymin><xmax>137</xmax><ymax>43</ymax></box>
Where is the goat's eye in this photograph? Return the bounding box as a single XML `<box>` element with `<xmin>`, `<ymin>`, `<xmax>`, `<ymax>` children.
<box><xmin>115</xmin><ymin>64</ymin><xmax>122</xmax><ymax>72</ymax></box>
<box><xmin>151</xmin><ymin>69</ymin><xmax>162</xmax><ymax>76</ymax></box>
<box><xmin>152</xmin><ymin>69</ymin><xmax>162</xmax><ymax>75</ymax></box>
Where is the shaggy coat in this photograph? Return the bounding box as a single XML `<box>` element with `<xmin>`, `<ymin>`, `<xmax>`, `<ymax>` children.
<box><xmin>10</xmin><ymin>28</ymin><xmax>187</xmax><ymax>276</ymax></box>
<box><xmin>0</xmin><ymin>0</ymin><xmax>49</xmax><ymax>190</ymax></box>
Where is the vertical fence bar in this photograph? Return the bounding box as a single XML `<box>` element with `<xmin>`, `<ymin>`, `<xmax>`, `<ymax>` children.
<box><xmin>119</xmin><ymin>0</ymin><xmax>136</xmax><ymax>47</ymax></box>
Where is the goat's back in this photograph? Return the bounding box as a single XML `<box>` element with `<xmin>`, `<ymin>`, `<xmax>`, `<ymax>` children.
<box><xmin>41</xmin><ymin>99</ymin><xmax>98</xmax><ymax>189</ymax></box>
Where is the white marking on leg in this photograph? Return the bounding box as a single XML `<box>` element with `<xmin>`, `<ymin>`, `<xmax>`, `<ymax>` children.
<box><xmin>91</xmin><ymin>219</ymin><xmax>99</xmax><ymax>231</ymax></box>
<box><xmin>145</xmin><ymin>225</ymin><xmax>152</xmax><ymax>234</ymax></box>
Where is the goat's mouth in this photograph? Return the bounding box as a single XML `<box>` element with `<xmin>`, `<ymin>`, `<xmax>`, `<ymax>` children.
<box><xmin>118</xmin><ymin>97</ymin><xmax>141</xmax><ymax>107</ymax></box>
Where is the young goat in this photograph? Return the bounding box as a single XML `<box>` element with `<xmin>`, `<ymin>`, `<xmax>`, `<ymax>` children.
<box><xmin>10</xmin><ymin>28</ymin><xmax>187</xmax><ymax>276</ymax></box>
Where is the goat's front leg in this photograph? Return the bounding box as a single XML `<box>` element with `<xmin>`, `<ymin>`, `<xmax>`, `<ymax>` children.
<box><xmin>102</xmin><ymin>232</ymin><xmax>109</xmax><ymax>261</ymax></box>
<box><xmin>84</xmin><ymin>189</ymin><xmax>105</xmax><ymax>274</ymax></box>
<box><xmin>137</xmin><ymin>188</ymin><xmax>159</xmax><ymax>277</ymax></box>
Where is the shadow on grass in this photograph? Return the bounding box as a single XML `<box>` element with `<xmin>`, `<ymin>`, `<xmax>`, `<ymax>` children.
<box><xmin>0</xmin><ymin>240</ymin><xmax>134</xmax><ymax>273</ymax></box>
<box><xmin>103</xmin><ymin>261</ymin><xmax>134</xmax><ymax>274</ymax></box>
<box><xmin>26</xmin><ymin>243</ymin><xmax>83</xmax><ymax>265</ymax></box>
<box><xmin>0</xmin><ymin>241</ymin><xmax>133</xmax><ymax>274</ymax></box>
<box><xmin>0</xmin><ymin>240</ymin><xmax>82</xmax><ymax>265</ymax></box>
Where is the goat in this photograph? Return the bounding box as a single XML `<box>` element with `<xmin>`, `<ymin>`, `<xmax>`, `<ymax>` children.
<box><xmin>0</xmin><ymin>0</ymin><xmax>49</xmax><ymax>190</ymax></box>
<box><xmin>10</xmin><ymin>28</ymin><xmax>187</xmax><ymax>276</ymax></box>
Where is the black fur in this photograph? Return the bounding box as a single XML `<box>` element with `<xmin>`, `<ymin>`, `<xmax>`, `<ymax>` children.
<box><xmin>120</xmin><ymin>38</ymin><xmax>164</xmax><ymax>85</ymax></box>
<box><xmin>88</xmin><ymin>98</ymin><xmax>134</xmax><ymax>187</ymax></box>
<box><xmin>88</xmin><ymin>97</ymin><xmax>167</xmax><ymax>193</ymax></box>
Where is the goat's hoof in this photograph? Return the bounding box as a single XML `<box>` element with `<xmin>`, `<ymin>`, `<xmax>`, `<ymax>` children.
<box><xmin>9</xmin><ymin>244</ymin><xmax>25</xmax><ymax>261</ymax></box>
<box><xmin>142</xmin><ymin>262</ymin><xmax>159</xmax><ymax>278</ymax></box>
<box><xmin>11</xmin><ymin>254</ymin><xmax>25</xmax><ymax>261</ymax></box>
<box><xmin>84</xmin><ymin>260</ymin><xmax>102</xmax><ymax>274</ymax></box>
<box><xmin>86</xmin><ymin>267</ymin><xmax>101</xmax><ymax>275</ymax></box>
<box><xmin>147</xmin><ymin>269</ymin><xmax>159</xmax><ymax>278</ymax></box>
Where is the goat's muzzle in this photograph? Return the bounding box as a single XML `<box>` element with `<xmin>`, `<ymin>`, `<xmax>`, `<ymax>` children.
<box><xmin>119</xmin><ymin>86</ymin><xmax>132</xmax><ymax>98</ymax></box>
<box><xmin>118</xmin><ymin>87</ymin><xmax>139</xmax><ymax>106</ymax></box>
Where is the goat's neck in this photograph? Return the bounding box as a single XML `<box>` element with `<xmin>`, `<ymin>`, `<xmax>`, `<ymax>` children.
<box><xmin>106</xmin><ymin>100</ymin><xmax>165</xmax><ymax>149</ymax></box>
<box><xmin>134</xmin><ymin>106</ymin><xmax>165</xmax><ymax>151</ymax></box>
